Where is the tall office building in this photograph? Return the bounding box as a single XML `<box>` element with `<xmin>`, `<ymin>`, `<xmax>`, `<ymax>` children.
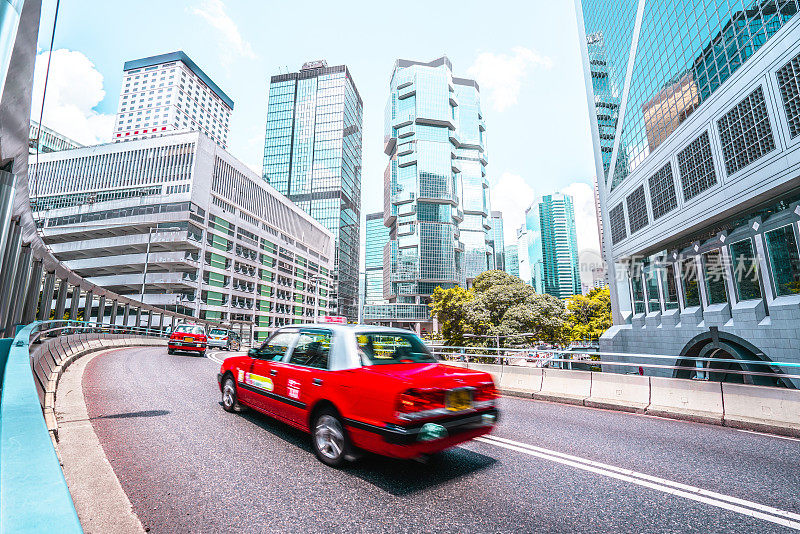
<box><xmin>364</xmin><ymin>56</ymin><xmax>490</xmax><ymax>332</ymax></box>
<box><xmin>263</xmin><ymin>60</ymin><xmax>363</xmax><ymax>321</ymax></box>
<box><xmin>506</xmin><ymin>244</ymin><xmax>520</xmax><ymax>278</ymax></box>
<box><xmin>364</xmin><ymin>212</ymin><xmax>390</xmax><ymax>306</ymax></box>
<box><xmin>526</xmin><ymin>193</ymin><xmax>581</xmax><ymax>299</ymax></box>
<box><xmin>30</xmin><ymin>132</ymin><xmax>336</xmax><ymax>344</ymax></box>
<box><xmin>113</xmin><ymin>51</ymin><xmax>233</xmax><ymax>149</ymax></box>
<box><xmin>489</xmin><ymin>211</ymin><xmax>505</xmax><ymax>271</ymax></box>
<box><xmin>578</xmin><ymin>0</ymin><xmax>800</xmax><ymax>380</ymax></box>
<box><xmin>516</xmin><ymin>225</ymin><xmax>533</xmax><ymax>287</ymax></box>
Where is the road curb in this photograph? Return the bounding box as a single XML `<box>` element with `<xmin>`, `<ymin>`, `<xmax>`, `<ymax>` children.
<box><xmin>54</xmin><ymin>348</ymin><xmax>148</xmax><ymax>534</ymax></box>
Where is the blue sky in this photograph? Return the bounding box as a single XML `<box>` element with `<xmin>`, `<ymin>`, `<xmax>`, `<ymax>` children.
<box><xmin>33</xmin><ymin>0</ymin><xmax>599</xmax><ymax>257</ymax></box>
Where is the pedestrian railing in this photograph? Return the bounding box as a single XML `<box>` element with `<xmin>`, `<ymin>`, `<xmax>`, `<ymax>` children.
<box><xmin>430</xmin><ymin>345</ymin><xmax>800</xmax><ymax>387</ymax></box>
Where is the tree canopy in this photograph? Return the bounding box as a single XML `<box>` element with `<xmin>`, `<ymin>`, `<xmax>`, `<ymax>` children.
<box><xmin>429</xmin><ymin>270</ymin><xmax>611</xmax><ymax>347</ymax></box>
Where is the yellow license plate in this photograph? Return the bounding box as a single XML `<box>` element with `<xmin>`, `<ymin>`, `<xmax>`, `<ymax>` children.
<box><xmin>446</xmin><ymin>389</ymin><xmax>472</xmax><ymax>411</ymax></box>
<box><xmin>184</xmin><ymin>336</ymin><xmax>193</xmax><ymax>342</ymax></box>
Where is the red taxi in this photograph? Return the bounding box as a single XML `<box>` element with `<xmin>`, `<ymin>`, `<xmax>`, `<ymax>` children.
<box><xmin>168</xmin><ymin>324</ymin><xmax>208</xmax><ymax>356</ymax></box>
<box><xmin>217</xmin><ymin>325</ymin><xmax>498</xmax><ymax>466</ymax></box>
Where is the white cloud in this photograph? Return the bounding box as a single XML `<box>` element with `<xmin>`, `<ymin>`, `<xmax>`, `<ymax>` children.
<box><xmin>30</xmin><ymin>49</ymin><xmax>114</xmax><ymax>146</ymax></box>
<box><xmin>467</xmin><ymin>46</ymin><xmax>552</xmax><ymax>112</ymax></box>
<box><xmin>489</xmin><ymin>172</ymin><xmax>535</xmax><ymax>244</ymax></box>
<box><xmin>190</xmin><ymin>0</ymin><xmax>256</xmax><ymax>62</ymax></box>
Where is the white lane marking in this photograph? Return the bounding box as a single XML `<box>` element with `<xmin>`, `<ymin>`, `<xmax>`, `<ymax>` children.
<box><xmin>475</xmin><ymin>435</ymin><xmax>800</xmax><ymax>530</ymax></box>
<box><xmin>732</xmin><ymin>428</ymin><xmax>800</xmax><ymax>443</ymax></box>
<box><xmin>206</xmin><ymin>352</ymin><xmax>225</xmax><ymax>365</ymax></box>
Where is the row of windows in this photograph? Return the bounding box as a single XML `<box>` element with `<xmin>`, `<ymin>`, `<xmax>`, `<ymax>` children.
<box><xmin>610</xmin><ymin>74</ymin><xmax>788</xmax><ymax>244</ymax></box>
<box><xmin>630</xmin><ymin>222</ymin><xmax>800</xmax><ymax>315</ymax></box>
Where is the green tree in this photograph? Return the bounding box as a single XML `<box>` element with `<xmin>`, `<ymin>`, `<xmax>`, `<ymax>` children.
<box><xmin>567</xmin><ymin>287</ymin><xmax>612</xmax><ymax>342</ymax></box>
<box><xmin>429</xmin><ymin>285</ymin><xmax>474</xmax><ymax>346</ymax></box>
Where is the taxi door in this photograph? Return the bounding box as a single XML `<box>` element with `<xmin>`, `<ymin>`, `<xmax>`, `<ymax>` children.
<box><xmin>244</xmin><ymin>330</ymin><xmax>297</xmax><ymax>415</ymax></box>
<box><xmin>280</xmin><ymin>328</ymin><xmax>333</xmax><ymax>427</ymax></box>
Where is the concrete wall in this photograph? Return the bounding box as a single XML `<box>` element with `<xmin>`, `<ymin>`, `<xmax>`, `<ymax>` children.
<box><xmin>451</xmin><ymin>360</ymin><xmax>800</xmax><ymax>437</ymax></box>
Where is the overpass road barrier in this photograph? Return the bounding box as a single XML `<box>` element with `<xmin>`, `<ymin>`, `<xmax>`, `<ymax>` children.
<box><xmin>1</xmin><ymin>321</ymin><xmax>170</xmax><ymax>534</ymax></box>
<box><xmin>647</xmin><ymin>377</ymin><xmax>724</xmax><ymax>424</ymax></box>
<box><xmin>499</xmin><ymin>366</ymin><xmax>543</xmax><ymax>397</ymax></box>
<box><xmin>722</xmin><ymin>383</ymin><xmax>800</xmax><ymax>435</ymax></box>
<box><xmin>585</xmin><ymin>373</ymin><xmax>650</xmax><ymax>413</ymax></box>
<box><xmin>465</xmin><ymin>362</ymin><xmax>503</xmax><ymax>385</ymax></box>
<box><xmin>534</xmin><ymin>368</ymin><xmax>592</xmax><ymax>405</ymax></box>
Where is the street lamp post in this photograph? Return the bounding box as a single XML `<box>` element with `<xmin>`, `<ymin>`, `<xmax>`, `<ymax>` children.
<box><xmin>140</xmin><ymin>226</ymin><xmax>182</xmax><ymax>304</ymax></box>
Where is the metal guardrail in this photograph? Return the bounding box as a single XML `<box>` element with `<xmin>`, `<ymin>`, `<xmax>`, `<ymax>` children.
<box><xmin>429</xmin><ymin>345</ymin><xmax>800</xmax><ymax>385</ymax></box>
<box><xmin>0</xmin><ymin>320</ymin><xmax>167</xmax><ymax>533</ymax></box>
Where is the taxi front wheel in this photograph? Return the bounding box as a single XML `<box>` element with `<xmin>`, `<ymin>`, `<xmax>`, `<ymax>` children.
<box><xmin>221</xmin><ymin>376</ymin><xmax>240</xmax><ymax>413</ymax></box>
<box><xmin>312</xmin><ymin>408</ymin><xmax>351</xmax><ymax>467</ymax></box>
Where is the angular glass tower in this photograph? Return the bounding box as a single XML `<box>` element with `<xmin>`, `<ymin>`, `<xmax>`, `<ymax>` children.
<box><xmin>366</xmin><ymin>57</ymin><xmax>490</xmax><ymax>332</ymax></box>
<box><xmin>263</xmin><ymin>60</ymin><xmax>363</xmax><ymax>321</ymax></box>
<box><xmin>578</xmin><ymin>0</ymin><xmax>800</xmax><ymax>375</ymax></box>
<box><xmin>526</xmin><ymin>193</ymin><xmax>580</xmax><ymax>299</ymax></box>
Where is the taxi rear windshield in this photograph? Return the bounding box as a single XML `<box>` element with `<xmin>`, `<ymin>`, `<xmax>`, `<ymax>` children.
<box><xmin>175</xmin><ymin>325</ymin><xmax>204</xmax><ymax>335</ymax></box>
<box><xmin>356</xmin><ymin>333</ymin><xmax>436</xmax><ymax>365</ymax></box>
<box><xmin>209</xmin><ymin>329</ymin><xmax>227</xmax><ymax>336</ymax></box>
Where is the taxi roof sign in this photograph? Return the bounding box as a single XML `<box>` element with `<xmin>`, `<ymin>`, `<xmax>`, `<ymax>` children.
<box><xmin>322</xmin><ymin>315</ymin><xmax>347</xmax><ymax>324</ymax></box>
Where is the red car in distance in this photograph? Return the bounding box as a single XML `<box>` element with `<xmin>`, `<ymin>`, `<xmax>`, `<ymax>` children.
<box><xmin>217</xmin><ymin>325</ymin><xmax>499</xmax><ymax>466</ymax></box>
<box><xmin>168</xmin><ymin>324</ymin><xmax>208</xmax><ymax>356</ymax></box>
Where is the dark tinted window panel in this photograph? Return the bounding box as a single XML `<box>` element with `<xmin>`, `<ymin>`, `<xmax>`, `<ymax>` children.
<box><xmin>648</xmin><ymin>162</ymin><xmax>677</xmax><ymax>220</ymax></box>
<box><xmin>717</xmin><ymin>86</ymin><xmax>775</xmax><ymax>175</ymax></box>
<box><xmin>677</xmin><ymin>131</ymin><xmax>717</xmax><ymax>201</ymax></box>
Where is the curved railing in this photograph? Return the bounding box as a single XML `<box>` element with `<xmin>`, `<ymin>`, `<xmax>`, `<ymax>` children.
<box><xmin>0</xmin><ymin>320</ymin><xmax>166</xmax><ymax>533</ymax></box>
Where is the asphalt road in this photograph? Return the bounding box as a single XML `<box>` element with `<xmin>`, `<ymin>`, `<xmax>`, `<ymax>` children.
<box><xmin>81</xmin><ymin>346</ymin><xmax>800</xmax><ymax>533</ymax></box>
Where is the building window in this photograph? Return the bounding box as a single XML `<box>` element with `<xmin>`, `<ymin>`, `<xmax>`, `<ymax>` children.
<box><xmin>764</xmin><ymin>224</ymin><xmax>800</xmax><ymax>296</ymax></box>
<box><xmin>717</xmin><ymin>86</ymin><xmax>776</xmax><ymax>176</ymax></box>
<box><xmin>631</xmin><ymin>268</ymin><xmax>645</xmax><ymax>314</ymax></box>
<box><xmin>681</xmin><ymin>258</ymin><xmax>701</xmax><ymax>307</ymax></box>
<box><xmin>644</xmin><ymin>262</ymin><xmax>660</xmax><ymax>313</ymax></box>
<box><xmin>729</xmin><ymin>238</ymin><xmax>761</xmax><ymax>301</ymax></box>
<box><xmin>776</xmin><ymin>51</ymin><xmax>800</xmax><ymax>139</ymax></box>
<box><xmin>648</xmin><ymin>162</ymin><xmax>677</xmax><ymax>220</ymax></box>
<box><xmin>702</xmin><ymin>250</ymin><xmax>728</xmax><ymax>305</ymax></box>
<box><xmin>626</xmin><ymin>185</ymin><xmax>648</xmax><ymax>234</ymax></box>
<box><xmin>677</xmin><ymin>131</ymin><xmax>717</xmax><ymax>201</ymax></box>
<box><xmin>609</xmin><ymin>203</ymin><xmax>627</xmax><ymax>244</ymax></box>
<box><xmin>663</xmin><ymin>263</ymin><xmax>680</xmax><ymax>310</ymax></box>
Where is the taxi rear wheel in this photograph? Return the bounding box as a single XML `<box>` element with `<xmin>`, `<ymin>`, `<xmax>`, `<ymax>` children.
<box><xmin>221</xmin><ymin>376</ymin><xmax>239</xmax><ymax>413</ymax></box>
<box><xmin>312</xmin><ymin>409</ymin><xmax>350</xmax><ymax>467</ymax></box>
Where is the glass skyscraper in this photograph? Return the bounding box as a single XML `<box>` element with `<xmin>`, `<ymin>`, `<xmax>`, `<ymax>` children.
<box><xmin>489</xmin><ymin>211</ymin><xmax>505</xmax><ymax>271</ymax></box>
<box><xmin>578</xmin><ymin>0</ymin><xmax>800</xmax><ymax>377</ymax></box>
<box><xmin>506</xmin><ymin>244</ymin><xmax>520</xmax><ymax>278</ymax></box>
<box><xmin>263</xmin><ymin>60</ymin><xmax>363</xmax><ymax>321</ymax></box>
<box><xmin>364</xmin><ymin>212</ymin><xmax>389</xmax><ymax>306</ymax></box>
<box><xmin>364</xmin><ymin>56</ymin><xmax>490</xmax><ymax>332</ymax></box>
<box><xmin>526</xmin><ymin>193</ymin><xmax>581</xmax><ymax>299</ymax></box>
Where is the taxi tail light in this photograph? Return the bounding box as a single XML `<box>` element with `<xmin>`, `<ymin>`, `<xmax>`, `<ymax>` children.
<box><xmin>396</xmin><ymin>388</ymin><xmax>445</xmax><ymax>414</ymax></box>
<box><xmin>473</xmin><ymin>383</ymin><xmax>498</xmax><ymax>402</ymax></box>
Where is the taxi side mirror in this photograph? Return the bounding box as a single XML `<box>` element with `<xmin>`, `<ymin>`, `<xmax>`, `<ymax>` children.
<box><xmin>248</xmin><ymin>348</ymin><xmax>258</xmax><ymax>358</ymax></box>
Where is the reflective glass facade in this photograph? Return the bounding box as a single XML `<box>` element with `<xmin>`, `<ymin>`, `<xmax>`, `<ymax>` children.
<box><xmin>263</xmin><ymin>62</ymin><xmax>363</xmax><ymax>321</ymax></box>
<box><xmin>506</xmin><ymin>244</ymin><xmax>520</xmax><ymax>278</ymax></box>
<box><xmin>579</xmin><ymin>0</ymin><xmax>800</xmax><ymax>372</ymax></box>
<box><xmin>583</xmin><ymin>0</ymin><xmax>799</xmax><ymax>189</ymax></box>
<box><xmin>489</xmin><ymin>211</ymin><xmax>505</xmax><ymax>271</ymax></box>
<box><xmin>365</xmin><ymin>212</ymin><xmax>389</xmax><ymax>305</ymax></box>
<box><xmin>526</xmin><ymin>193</ymin><xmax>581</xmax><ymax>299</ymax></box>
<box><xmin>376</xmin><ymin>57</ymin><xmax>490</xmax><ymax>327</ymax></box>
